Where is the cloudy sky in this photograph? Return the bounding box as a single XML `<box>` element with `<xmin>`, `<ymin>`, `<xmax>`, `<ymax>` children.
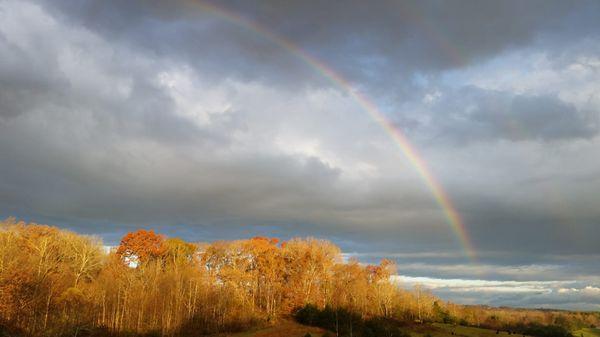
<box><xmin>1</xmin><ymin>0</ymin><xmax>600</xmax><ymax>310</ymax></box>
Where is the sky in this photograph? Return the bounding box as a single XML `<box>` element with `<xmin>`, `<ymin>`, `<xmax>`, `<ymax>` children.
<box><xmin>1</xmin><ymin>0</ymin><xmax>600</xmax><ymax>310</ymax></box>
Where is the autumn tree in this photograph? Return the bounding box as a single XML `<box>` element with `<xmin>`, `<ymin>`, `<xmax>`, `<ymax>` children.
<box><xmin>281</xmin><ymin>238</ymin><xmax>341</xmax><ymax>310</ymax></box>
<box><xmin>116</xmin><ymin>229</ymin><xmax>166</xmax><ymax>266</ymax></box>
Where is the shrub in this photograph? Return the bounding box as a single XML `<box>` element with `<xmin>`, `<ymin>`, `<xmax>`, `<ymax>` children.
<box><xmin>296</xmin><ymin>304</ymin><xmax>321</xmax><ymax>326</ymax></box>
<box><xmin>515</xmin><ymin>324</ymin><xmax>573</xmax><ymax>337</ymax></box>
<box><xmin>294</xmin><ymin>304</ymin><xmax>408</xmax><ymax>337</ymax></box>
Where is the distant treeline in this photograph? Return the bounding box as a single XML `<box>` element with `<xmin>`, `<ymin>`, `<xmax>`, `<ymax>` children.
<box><xmin>0</xmin><ymin>218</ymin><xmax>598</xmax><ymax>337</ymax></box>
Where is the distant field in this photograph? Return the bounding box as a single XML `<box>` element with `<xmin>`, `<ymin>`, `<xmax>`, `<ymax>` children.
<box><xmin>572</xmin><ymin>328</ymin><xmax>600</xmax><ymax>337</ymax></box>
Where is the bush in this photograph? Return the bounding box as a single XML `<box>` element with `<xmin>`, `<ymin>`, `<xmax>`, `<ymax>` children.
<box><xmin>294</xmin><ymin>304</ymin><xmax>408</xmax><ymax>337</ymax></box>
<box><xmin>515</xmin><ymin>324</ymin><xmax>573</xmax><ymax>337</ymax></box>
<box><xmin>364</xmin><ymin>318</ymin><xmax>409</xmax><ymax>337</ymax></box>
<box><xmin>296</xmin><ymin>304</ymin><xmax>321</xmax><ymax>326</ymax></box>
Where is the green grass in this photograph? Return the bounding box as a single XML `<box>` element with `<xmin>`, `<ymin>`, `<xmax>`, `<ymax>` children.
<box><xmin>407</xmin><ymin>323</ymin><xmax>530</xmax><ymax>337</ymax></box>
<box><xmin>572</xmin><ymin>328</ymin><xmax>600</xmax><ymax>337</ymax></box>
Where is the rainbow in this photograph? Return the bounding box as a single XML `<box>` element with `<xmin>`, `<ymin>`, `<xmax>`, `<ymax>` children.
<box><xmin>184</xmin><ymin>1</ymin><xmax>476</xmax><ymax>261</ymax></box>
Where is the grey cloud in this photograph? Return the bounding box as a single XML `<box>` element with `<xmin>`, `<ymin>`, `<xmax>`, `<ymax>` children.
<box><xmin>425</xmin><ymin>88</ymin><xmax>598</xmax><ymax>143</ymax></box>
<box><xmin>452</xmin><ymin>184</ymin><xmax>600</xmax><ymax>258</ymax></box>
<box><xmin>35</xmin><ymin>0</ymin><xmax>596</xmax><ymax>95</ymax></box>
<box><xmin>0</xmin><ymin>38</ymin><xmax>66</xmax><ymax>119</ymax></box>
<box><xmin>0</xmin><ymin>1</ymin><xmax>220</xmax><ymax>144</ymax></box>
<box><xmin>2</xmin><ymin>0</ymin><xmax>599</xmax><ymax>259</ymax></box>
<box><xmin>0</xmin><ymin>1</ymin><xmax>443</xmax><ymax>242</ymax></box>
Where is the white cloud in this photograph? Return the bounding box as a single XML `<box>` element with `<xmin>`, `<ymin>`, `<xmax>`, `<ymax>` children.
<box><xmin>393</xmin><ymin>275</ymin><xmax>564</xmax><ymax>293</ymax></box>
<box><xmin>392</xmin><ymin>275</ymin><xmax>600</xmax><ymax>310</ymax></box>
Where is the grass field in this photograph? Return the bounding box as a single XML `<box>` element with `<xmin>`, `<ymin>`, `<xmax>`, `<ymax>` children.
<box><xmin>572</xmin><ymin>328</ymin><xmax>600</xmax><ymax>337</ymax></box>
<box><xmin>407</xmin><ymin>323</ymin><xmax>530</xmax><ymax>337</ymax></box>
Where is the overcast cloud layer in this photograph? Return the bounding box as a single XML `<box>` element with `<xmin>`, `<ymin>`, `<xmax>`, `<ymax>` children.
<box><xmin>1</xmin><ymin>0</ymin><xmax>600</xmax><ymax>310</ymax></box>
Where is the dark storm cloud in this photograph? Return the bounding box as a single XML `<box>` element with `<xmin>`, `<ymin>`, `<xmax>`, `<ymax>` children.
<box><xmin>35</xmin><ymin>0</ymin><xmax>596</xmax><ymax>95</ymax></box>
<box><xmin>425</xmin><ymin>87</ymin><xmax>598</xmax><ymax>143</ymax></box>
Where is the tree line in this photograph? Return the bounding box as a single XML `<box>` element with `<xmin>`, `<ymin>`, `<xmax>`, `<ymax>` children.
<box><xmin>0</xmin><ymin>218</ymin><xmax>598</xmax><ymax>337</ymax></box>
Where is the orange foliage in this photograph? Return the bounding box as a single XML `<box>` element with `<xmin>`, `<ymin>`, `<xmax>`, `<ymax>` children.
<box><xmin>1</xmin><ymin>218</ymin><xmax>599</xmax><ymax>337</ymax></box>
<box><xmin>116</xmin><ymin>229</ymin><xmax>166</xmax><ymax>265</ymax></box>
